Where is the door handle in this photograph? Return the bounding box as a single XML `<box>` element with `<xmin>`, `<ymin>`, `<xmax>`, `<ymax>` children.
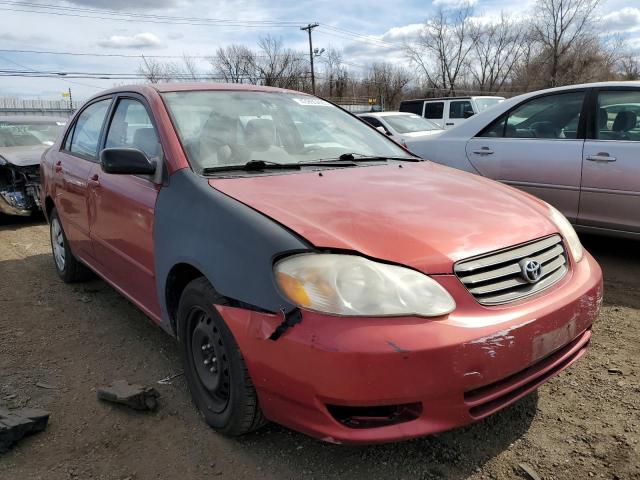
<box><xmin>472</xmin><ymin>147</ymin><xmax>494</xmax><ymax>155</ymax></box>
<box><xmin>445</xmin><ymin>122</ymin><xmax>454</xmax><ymax>126</ymax></box>
<box><xmin>586</xmin><ymin>152</ymin><xmax>616</xmax><ymax>163</ymax></box>
<box><xmin>54</xmin><ymin>161</ymin><xmax>62</xmax><ymax>173</ymax></box>
<box><xmin>89</xmin><ymin>173</ymin><xmax>100</xmax><ymax>186</ymax></box>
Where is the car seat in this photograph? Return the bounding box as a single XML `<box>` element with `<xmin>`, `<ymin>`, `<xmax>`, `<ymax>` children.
<box><xmin>611</xmin><ymin>111</ymin><xmax>637</xmax><ymax>140</ymax></box>
<box><xmin>132</xmin><ymin>128</ymin><xmax>160</xmax><ymax>158</ymax></box>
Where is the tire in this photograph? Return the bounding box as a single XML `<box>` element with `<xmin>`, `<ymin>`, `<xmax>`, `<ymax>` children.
<box><xmin>49</xmin><ymin>207</ymin><xmax>92</xmax><ymax>283</ymax></box>
<box><xmin>177</xmin><ymin>277</ymin><xmax>266</xmax><ymax>436</ymax></box>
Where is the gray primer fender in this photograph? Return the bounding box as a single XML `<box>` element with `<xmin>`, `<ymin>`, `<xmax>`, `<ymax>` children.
<box><xmin>154</xmin><ymin>168</ymin><xmax>312</xmax><ymax>334</ymax></box>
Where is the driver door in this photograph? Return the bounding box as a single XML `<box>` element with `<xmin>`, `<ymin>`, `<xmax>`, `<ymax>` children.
<box><xmin>88</xmin><ymin>95</ymin><xmax>163</xmax><ymax>320</ymax></box>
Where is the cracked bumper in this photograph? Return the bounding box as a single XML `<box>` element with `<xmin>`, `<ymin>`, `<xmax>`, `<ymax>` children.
<box><xmin>217</xmin><ymin>251</ymin><xmax>602</xmax><ymax>444</ymax></box>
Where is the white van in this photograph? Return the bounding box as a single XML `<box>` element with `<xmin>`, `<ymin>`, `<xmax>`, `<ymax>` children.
<box><xmin>399</xmin><ymin>96</ymin><xmax>504</xmax><ymax>129</ymax></box>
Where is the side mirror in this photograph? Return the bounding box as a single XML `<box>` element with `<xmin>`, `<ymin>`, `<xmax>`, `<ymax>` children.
<box><xmin>463</xmin><ymin>110</ymin><xmax>475</xmax><ymax>119</ymax></box>
<box><xmin>100</xmin><ymin>148</ymin><xmax>156</xmax><ymax>175</ymax></box>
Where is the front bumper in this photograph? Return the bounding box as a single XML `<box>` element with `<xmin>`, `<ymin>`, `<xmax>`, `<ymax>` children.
<box><xmin>217</xmin><ymin>251</ymin><xmax>602</xmax><ymax>444</ymax></box>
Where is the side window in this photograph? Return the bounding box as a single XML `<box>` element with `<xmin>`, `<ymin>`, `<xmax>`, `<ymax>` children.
<box><xmin>105</xmin><ymin>98</ymin><xmax>161</xmax><ymax>159</ymax></box>
<box><xmin>479</xmin><ymin>92</ymin><xmax>585</xmax><ymax>139</ymax></box>
<box><xmin>449</xmin><ymin>100</ymin><xmax>473</xmax><ymax>119</ymax></box>
<box><xmin>68</xmin><ymin>99</ymin><xmax>111</xmax><ymax>158</ymax></box>
<box><xmin>424</xmin><ymin>102</ymin><xmax>444</xmax><ymax>120</ymax></box>
<box><xmin>596</xmin><ymin>90</ymin><xmax>640</xmax><ymax>141</ymax></box>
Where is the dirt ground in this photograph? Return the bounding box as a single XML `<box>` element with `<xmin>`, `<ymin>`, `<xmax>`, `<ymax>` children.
<box><xmin>0</xmin><ymin>215</ymin><xmax>638</xmax><ymax>480</ymax></box>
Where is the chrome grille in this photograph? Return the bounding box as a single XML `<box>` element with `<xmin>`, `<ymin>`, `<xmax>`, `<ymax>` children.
<box><xmin>454</xmin><ymin>235</ymin><xmax>568</xmax><ymax>305</ymax></box>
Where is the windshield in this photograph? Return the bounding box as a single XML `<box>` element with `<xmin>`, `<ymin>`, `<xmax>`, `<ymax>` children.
<box><xmin>161</xmin><ymin>91</ymin><xmax>413</xmax><ymax>172</ymax></box>
<box><xmin>0</xmin><ymin>120</ymin><xmax>65</xmax><ymax>147</ymax></box>
<box><xmin>382</xmin><ymin>114</ymin><xmax>441</xmax><ymax>134</ymax></box>
<box><xmin>473</xmin><ymin>97</ymin><xmax>504</xmax><ymax>113</ymax></box>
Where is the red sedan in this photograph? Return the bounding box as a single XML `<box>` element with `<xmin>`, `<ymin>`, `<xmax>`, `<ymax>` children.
<box><xmin>40</xmin><ymin>84</ymin><xmax>602</xmax><ymax>444</ymax></box>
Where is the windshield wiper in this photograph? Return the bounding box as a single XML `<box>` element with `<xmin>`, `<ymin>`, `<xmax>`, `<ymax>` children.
<box><xmin>336</xmin><ymin>152</ymin><xmax>421</xmax><ymax>162</ymax></box>
<box><xmin>202</xmin><ymin>160</ymin><xmax>301</xmax><ymax>174</ymax></box>
<box><xmin>202</xmin><ymin>159</ymin><xmax>357</xmax><ymax>174</ymax></box>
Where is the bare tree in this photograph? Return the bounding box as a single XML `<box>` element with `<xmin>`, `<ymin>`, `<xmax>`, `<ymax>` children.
<box><xmin>618</xmin><ymin>51</ymin><xmax>640</xmax><ymax>80</ymax></box>
<box><xmin>532</xmin><ymin>0</ymin><xmax>601</xmax><ymax>86</ymax></box>
<box><xmin>211</xmin><ymin>45</ymin><xmax>257</xmax><ymax>83</ymax></box>
<box><xmin>366</xmin><ymin>62</ymin><xmax>411</xmax><ymax>110</ymax></box>
<box><xmin>165</xmin><ymin>54</ymin><xmax>201</xmax><ymax>81</ymax></box>
<box><xmin>405</xmin><ymin>4</ymin><xmax>478</xmax><ymax>95</ymax></box>
<box><xmin>468</xmin><ymin>14</ymin><xmax>525</xmax><ymax>93</ymax></box>
<box><xmin>254</xmin><ymin>35</ymin><xmax>306</xmax><ymax>89</ymax></box>
<box><xmin>138</xmin><ymin>55</ymin><xmax>170</xmax><ymax>83</ymax></box>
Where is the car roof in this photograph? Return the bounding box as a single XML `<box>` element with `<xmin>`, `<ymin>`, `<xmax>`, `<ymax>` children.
<box><xmin>401</xmin><ymin>96</ymin><xmax>504</xmax><ymax>102</ymax></box>
<box><xmin>358</xmin><ymin>111</ymin><xmax>416</xmax><ymax>117</ymax></box>
<box><xmin>94</xmin><ymin>82</ymin><xmax>310</xmax><ymax>98</ymax></box>
<box><xmin>0</xmin><ymin>115</ymin><xmax>67</xmax><ymax>123</ymax></box>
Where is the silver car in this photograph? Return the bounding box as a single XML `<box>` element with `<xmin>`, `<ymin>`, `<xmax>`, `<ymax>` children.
<box><xmin>418</xmin><ymin>81</ymin><xmax>640</xmax><ymax>238</ymax></box>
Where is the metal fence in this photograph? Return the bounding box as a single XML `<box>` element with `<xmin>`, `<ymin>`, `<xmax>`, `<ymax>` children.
<box><xmin>0</xmin><ymin>98</ymin><xmax>78</xmax><ymax>118</ymax></box>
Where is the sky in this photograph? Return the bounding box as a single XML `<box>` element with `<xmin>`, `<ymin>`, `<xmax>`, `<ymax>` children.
<box><xmin>0</xmin><ymin>0</ymin><xmax>638</xmax><ymax>100</ymax></box>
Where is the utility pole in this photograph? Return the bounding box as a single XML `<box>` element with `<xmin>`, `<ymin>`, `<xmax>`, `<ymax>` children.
<box><xmin>300</xmin><ymin>22</ymin><xmax>319</xmax><ymax>95</ymax></box>
<box><xmin>68</xmin><ymin>87</ymin><xmax>73</xmax><ymax>111</ymax></box>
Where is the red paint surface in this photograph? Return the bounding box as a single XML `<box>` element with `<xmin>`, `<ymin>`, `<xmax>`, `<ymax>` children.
<box><xmin>211</xmin><ymin>162</ymin><xmax>557</xmax><ymax>273</ymax></box>
<box><xmin>218</xmin><ymin>252</ymin><xmax>602</xmax><ymax>444</ymax></box>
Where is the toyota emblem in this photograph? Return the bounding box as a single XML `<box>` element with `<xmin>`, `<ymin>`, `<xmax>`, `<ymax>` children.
<box><xmin>519</xmin><ymin>259</ymin><xmax>542</xmax><ymax>283</ymax></box>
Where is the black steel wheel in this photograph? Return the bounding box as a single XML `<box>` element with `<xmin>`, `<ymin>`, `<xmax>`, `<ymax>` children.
<box><xmin>177</xmin><ymin>277</ymin><xmax>266</xmax><ymax>436</ymax></box>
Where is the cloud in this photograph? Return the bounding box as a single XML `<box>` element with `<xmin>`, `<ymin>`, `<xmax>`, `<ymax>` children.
<box><xmin>97</xmin><ymin>32</ymin><xmax>164</xmax><ymax>49</ymax></box>
<box><xmin>65</xmin><ymin>0</ymin><xmax>180</xmax><ymax>10</ymax></box>
<box><xmin>432</xmin><ymin>0</ymin><xmax>477</xmax><ymax>7</ymax></box>
<box><xmin>380</xmin><ymin>23</ymin><xmax>423</xmax><ymax>42</ymax></box>
<box><xmin>602</xmin><ymin>8</ymin><xmax>640</xmax><ymax>33</ymax></box>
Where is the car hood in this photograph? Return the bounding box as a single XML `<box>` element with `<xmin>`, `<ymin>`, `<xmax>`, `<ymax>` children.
<box><xmin>209</xmin><ymin>162</ymin><xmax>557</xmax><ymax>274</ymax></box>
<box><xmin>0</xmin><ymin>145</ymin><xmax>47</xmax><ymax>167</ymax></box>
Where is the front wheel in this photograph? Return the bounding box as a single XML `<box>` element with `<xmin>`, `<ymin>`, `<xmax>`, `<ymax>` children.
<box><xmin>177</xmin><ymin>277</ymin><xmax>266</xmax><ymax>436</ymax></box>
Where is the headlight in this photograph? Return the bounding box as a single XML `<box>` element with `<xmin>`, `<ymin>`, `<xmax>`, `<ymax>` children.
<box><xmin>274</xmin><ymin>253</ymin><xmax>456</xmax><ymax>317</ymax></box>
<box><xmin>548</xmin><ymin>204</ymin><xmax>583</xmax><ymax>263</ymax></box>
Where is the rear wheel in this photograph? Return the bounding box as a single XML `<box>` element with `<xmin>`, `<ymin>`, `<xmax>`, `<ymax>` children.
<box><xmin>178</xmin><ymin>277</ymin><xmax>266</xmax><ymax>436</ymax></box>
<box><xmin>49</xmin><ymin>208</ymin><xmax>91</xmax><ymax>282</ymax></box>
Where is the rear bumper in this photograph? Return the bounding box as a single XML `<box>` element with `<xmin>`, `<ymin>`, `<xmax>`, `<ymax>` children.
<box><xmin>218</xmin><ymin>251</ymin><xmax>602</xmax><ymax>444</ymax></box>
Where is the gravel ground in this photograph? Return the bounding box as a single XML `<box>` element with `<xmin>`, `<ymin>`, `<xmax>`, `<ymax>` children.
<box><xmin>0</xmin><ymin>215</ymin><xmax>638</xmax><ymax>480</ymax></box>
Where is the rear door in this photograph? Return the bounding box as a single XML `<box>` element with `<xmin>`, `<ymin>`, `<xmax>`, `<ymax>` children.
<box><xmin>579</xmin><ymin>87</ymin><xmax>640</xmax><ymax>233</ymax></box>
<box><xmin>446</xmin><ymin>99</ymin><xmax>474</xmax><ymax>128</ymax></box>
<box><xmin>423</xmin><ymin>101</ymin><xmax>445</xmax><ymax>128</ymax></box>
<box><xmin>52</xmin><ymin>97</ymin><xmax>112</xmax><ymax>258</ymax></box>
<box><xmin>465</xmin><ymin>90</ymin><xmax>587</xmax><ymax>221</ymax></box>
<box><xmin>88</xmin><ymin>95</ymin><xmax>163</xmax><ymax>319</ymax></box>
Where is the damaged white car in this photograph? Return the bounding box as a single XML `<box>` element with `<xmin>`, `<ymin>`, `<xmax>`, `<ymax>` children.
<box><xmin>0</xmin><ymin>116</ymin><xmax>66</xmax><ymax>217</ymax></box>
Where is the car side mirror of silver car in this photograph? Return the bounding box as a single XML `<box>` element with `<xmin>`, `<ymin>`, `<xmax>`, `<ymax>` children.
<box><xmin>100</xmin><ymin>148</ymin><xmax>156</xmax><ymax>175</ymax></box>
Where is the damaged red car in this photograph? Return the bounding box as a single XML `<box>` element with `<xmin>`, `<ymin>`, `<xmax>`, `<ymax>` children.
<box><xmin>40</xmin><ymin>84</ymin><xmax>603</xmax><ymax>444</ymax></box>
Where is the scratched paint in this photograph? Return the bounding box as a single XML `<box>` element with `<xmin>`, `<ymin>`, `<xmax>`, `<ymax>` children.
<box><xmin>467</xmin><ymin>320</ymin><xmax>534</xmax><ymax>358</ymax></box>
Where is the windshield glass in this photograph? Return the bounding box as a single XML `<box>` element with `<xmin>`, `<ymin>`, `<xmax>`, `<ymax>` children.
<box><xmin>0</xmin><ymin>120</ymin><xmax>65</xmax><ymax>147</ymax></box>
<box><xmin>473</xmin><ymin>97</ymin><xmax>504</xmax><ymax>113</ymax></box>
<box><xmin>383</xmin><ymin>114</ymin><xmax>441</xmax><ymax>133</ymax></box>
<box><xmin>161</xmin><ymin>91</ymin><xmax>413</xmax><ymax>172</ymax></box>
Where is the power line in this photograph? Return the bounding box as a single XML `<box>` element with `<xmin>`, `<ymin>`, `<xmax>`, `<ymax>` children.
<box><xmin>0</xmin><ymin>56</ymin><xmax>104</xmax><ymax>89</ymax></box>
<box><xmin>0</xmin><ymin>0</ymin><xmax>305</xmax><ymax>24</ymax></box>
<box><xmin>0</xmin><ymin>2</ymin><xmax>305</xmax><ymax>27</ymax></box>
